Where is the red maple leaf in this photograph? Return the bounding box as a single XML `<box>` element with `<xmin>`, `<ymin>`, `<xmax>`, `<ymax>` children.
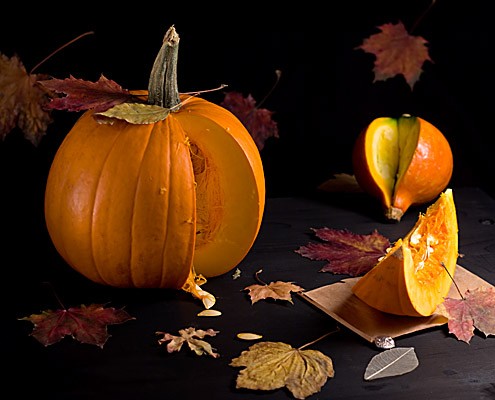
<box><xmin>295</xmin><ymin>228</ymin><xmax>390</xmax><ymax>276</ymax></box>
<box><xmin>443</xmin><ymin>287</ymin><xmax>495</xmax><ymax>344</ymax></box>
<box><xmin>356</xmin><ymin>21</ymin><xmax>432</xmax><ymax>89</ymax></box>
<box><xmin>39</xmin><ymin>74</ymin><xmax>139</xmax><ymax>113</ymax></box>
<box><xmin>220</xmin><ymin>91</ymin><xmax>279</xmax><ymax>151</ymax></box>
<box><xmin>19</xmin><ymin>303</ymin><xmax>135</xmax><ymax>348</ymax></box>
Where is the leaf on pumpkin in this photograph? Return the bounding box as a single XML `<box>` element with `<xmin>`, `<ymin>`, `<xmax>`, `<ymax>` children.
<box><xmin>295</xmin><ymin>228</ymin><xmax>390</xmax><ymax>276</ymax></box>
<box><xmin>230</xmin><ymin>341</ymin><xmax>334</xmax><ymax>399</ymax></box>
<box><xmin>244</xmin><ymin>279</ymin><xmax>304</xmax><ymax>305</ymax></box>
<box><xmin>364</xmin><ymin>347</ymin><xmax>419</xmax><ymax>381</ymax></box>
<box><xmin>220</xmin><ymin>91</ymin><xmax>279</xmax><ymax>151</ymax></box>
<box><xmin>94</xmin><ymin>102</ymin><xmax>170</xmax><ymax>124</ymax></box>
<box><xmin>156</xmin><ymin>327</ymin><xmax>220</xmax><ymax>358</ymax></box>
<box><xmin>19</xmin><ymin>303</ymin><xmax>135</xmax><ymax>348</ymax></box>
<box><xmin>39</xmin><ymin>74</ymin><xmax>139</xmax><ymax>113</ymax></box>
<box><xmin>0</xmin><ymin>53</ymin><xmax>53</xmax><ymax>145</ymax></box>
<box><xmin>356</xmin><ymin>21</ymin><xmax>432</xmax><ymax>89</ymax></box>
<box><xmin>442</xmin><ymin>287</ymin><xmax>495</xmax><ymax>343</ymax></box>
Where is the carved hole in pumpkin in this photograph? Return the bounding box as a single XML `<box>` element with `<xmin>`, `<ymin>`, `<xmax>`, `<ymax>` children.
<box><xmin>189</xmin><ymin>141</ymin><xmax>223</xmax><ymax>247</ymax></box>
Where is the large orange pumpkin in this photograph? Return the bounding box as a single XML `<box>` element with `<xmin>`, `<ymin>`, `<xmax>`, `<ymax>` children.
<box><xmin>352</xmin><ymin>188</ymin><xmax>458</xmax><ymax>317</ymax></box>
<box><xmin>352</xmin><ymin>114</ymin><xmax>453</xmax><ymax>222</ymax></box>
<box><xmin>44</xmin><ymin>27</ymin><xmax>265</xmax><ymax>291</ymax></box>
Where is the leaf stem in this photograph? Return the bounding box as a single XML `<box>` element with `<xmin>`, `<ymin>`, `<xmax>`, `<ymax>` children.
<box><xmin>298</xmin><ymin>326</ymin><xmax>340</xmax><ymax>350</ymax></box>
<box><xmin>255</xmin><ymin>69</ymin><xmax>281</xmax><ymax>109</ymax></box>
<box><xmin>409</xmin><ymin>0</ymin><xmax>437</xmax><ymax>34</ymax></box>
<box><xmin>30</xmin><ymin>31</ymin><xmax>95</xmax><ymax>74</ymax></box>
<box><xmin>441</xmin><ymin>262</ymin><xmax>464</xmax><ymax>299</ymax></box>
<box><xmin>41</xmin><ymin>281</ymin><xmax>66</xmax><ymax>309</ymax></box>
<box><xmin>254</xmin><ymin>269</ymin><xmax>267</xmax><ymax>285</ymax></box>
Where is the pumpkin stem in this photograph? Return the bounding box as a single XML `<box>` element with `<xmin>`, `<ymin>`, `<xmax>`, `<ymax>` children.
<box><xmin>148</xmin><ymin>25</ymin><xmax>181</xmax><ymax>110</ymax></box>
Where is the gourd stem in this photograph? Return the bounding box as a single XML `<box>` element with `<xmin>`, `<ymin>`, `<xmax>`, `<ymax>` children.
<box><xmin>148</xmin><ymin>25</ymin><xmax>181</xmax><ymax>110</ymax></box>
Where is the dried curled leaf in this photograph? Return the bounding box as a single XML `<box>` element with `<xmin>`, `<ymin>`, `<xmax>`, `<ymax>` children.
<box><xmin>364</xmin><ymin>347</ymin><xmax>419</xmax><ymax>380</ymax></box>
<box><xmin>356</xmin><ymin>21</ymin><xmax>432</xmax><ymax>89</ymax></box>
<box><xmin>0</xmin><ymin>53</ymin><xmax>53</xmax><ymax>145</ymax></box>
<box><xmin>244</xmin><ymin>280</ymin><xmax>304</xmax><ymax>304</ymax></box>
<box><xmin>19</xmin><ymin>304</ymin><xmax>135</xmax><ymax>348</ymax></box>
<box><xmin>220</xmin><ymin>90</ymin><xmax>279</xmax><ymax>151</ymax></box>
<box><xmin>156</xmin><ymin>327</ymin><xmax>220</xmax><ymax>358</ymax></box>
<box><xmin>230</xmin><ymin>341</ymin><xmax>334</xmax><ymax>399</ymax></box>
<box><xmin>442</xmin><ymin>287</ymin><xmax>495</xmax><ymax>343</ymax></box>
<box><xmin>39</xmin><ymin>74</ymin><xmax>137</xmax><ymax>112</ymax></box>
<box><xmin>94</xmin><ymin>102</ymin><xmax>170</xmax><ymax>124</ymax></box>
<box><xmin>295</xmin><ymin>228</ymin><xmax>390</xmax><ymax>276</ymax></box>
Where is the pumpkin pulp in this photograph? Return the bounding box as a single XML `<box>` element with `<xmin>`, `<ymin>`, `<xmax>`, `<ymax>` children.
<box><xmin>352</xmin><ymin>188</ymin><xmax>459</xmax><ymax>317</ymax></box>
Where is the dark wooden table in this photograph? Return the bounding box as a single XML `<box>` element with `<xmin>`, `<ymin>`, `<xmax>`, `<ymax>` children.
<box><xmin>5</xmin><ymin>187</ymin><xmax>495</xmax><ymax>400</ymax></box>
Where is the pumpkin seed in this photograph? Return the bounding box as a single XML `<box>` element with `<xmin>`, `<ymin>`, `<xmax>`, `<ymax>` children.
<box><xmin>237</xmin><ymin>332</ymin><xmax>263</xmax><ymax>341</ymax></box>
<box><xmin>197</xmin><ymin>309</ymin><xmax>222</xmax><ymax>317</ymax></box>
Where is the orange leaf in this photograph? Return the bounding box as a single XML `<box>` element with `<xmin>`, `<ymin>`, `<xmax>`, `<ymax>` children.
<box><xmin>244</xmin><ymin>280</ymin><xmax>304</xmax><ymax>304</ymax></box>
<box><xmin>0</xmin><ymin>53</ymin><xmax>53</xmax><ymax>145</ymax></box>
<box><xmin>356</xmin><ymin>21</ymin><xmax>432</xmax><ymax>89</ymax></box>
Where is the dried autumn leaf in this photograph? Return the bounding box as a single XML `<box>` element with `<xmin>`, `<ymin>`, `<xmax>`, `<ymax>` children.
<box><xmin>364</xmin><ymin>347</ymin><xmax>419</xmax><ymax>380</ymax></box>
<box><xmin>442</xmin><ymin>287</ymin><xmax>495</xmax><ymax>343</ymax></box>
<box><xmin>156</xmin><ymin>327</ymin><xmax>220</xmax><ymax>358</ymax></box>
<box><xmin>39</xmin><ymin>74</ymin><xmax>139</xmax><ymax>113</ymax></box>
<box><xmin>95</xmin><ymin>102</ymin><xmax>170</xmax><ymax>124</ymax></box>
<box><xmin>356</xmin><ymin>21</ymin><xmax>432</xmax><ymax>89</ymax></box>
<box><xmin>220</xmin><ymin>91</ymin><xmax>279</xmax><ymax>151</ymax></box>
<box><xmin>244</xmin><ymin>279</ymin><xmax>304</xmax><ymax>305</ymax></box>
<box><xmin>19</xmin><ymin>303</ymin><xmax>135</xmax><ymax>348</ymax></box>
<box><xmin>0</xmin><ymin>53</ymin><xmax>53</xmax><ymax>145</ymax></box>
<box><xmin>295</xmin><ymin>228</ymin><xmax>390</xmax><ymax>276</ymax></box>
<box><xmin>230</xmin><ymin>341</ymin><xmax>334</xmax><ymax>399</ymax></box>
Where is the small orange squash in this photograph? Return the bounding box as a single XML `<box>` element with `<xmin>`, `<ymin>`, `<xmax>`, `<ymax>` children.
<box><xmin>352</xmin><ymin>114</ymin><xmax>453</xmax><ymax>222</ymax></box>
<box><xmin>352</xmin><ymin>188</ymin><xmax>458</xmax><ymax>317</ymax></box>
<box><xmin>44</xmin><ymin>27</ymin><xmax>265</xmax><ymax>291</ymax></box>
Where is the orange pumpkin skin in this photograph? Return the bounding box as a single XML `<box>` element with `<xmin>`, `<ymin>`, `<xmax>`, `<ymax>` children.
<box><xmin>44</xmin><ymin>94</ymin><xmax>265</xmax><ymax>288</ymax></box>
<box><xmin>352</xmin><ymin>115</ymin><xmax>453</xmax><ymax>221</ymax></box>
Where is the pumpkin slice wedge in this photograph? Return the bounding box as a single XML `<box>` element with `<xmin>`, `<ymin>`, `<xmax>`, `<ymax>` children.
<box><xmin>352</xmin><ymin>188</ymin><xmax>459</xmax><ymax>317</ymax></box>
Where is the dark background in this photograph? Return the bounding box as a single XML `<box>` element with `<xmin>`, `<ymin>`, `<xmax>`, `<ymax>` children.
<box><xmin>1</xmin><ymin>1</ymin><xmax>494</xmax><ymax>269</ymax></box>
<box><xmin>1</xmin><ymin>1</ymin><xmax>494</xmax><ymax>201</ymax></box>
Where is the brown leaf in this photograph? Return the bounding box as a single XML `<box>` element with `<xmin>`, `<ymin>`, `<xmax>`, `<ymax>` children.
<box><xmin>39</xmin><ymin>74</ymin><xmax>139</xmax><ymax>113</ymax></box>
<box><xmin>220</xmin><ymin>91</ymin><xmax>279</xmax><ymax>151</ymax></box>
<box><xmin>156</xmin><ymin>327</ymin><xmax>220</xmax><ymax>358</ymax></box>
<box><xmin>0</xmin><ymin>53</ymin><xmax>53</xmax><ymax>145</ymax></box>
<box><xmin>244</xmin><ymin>279</ymin><xmax>304</xmax><ymax>305</ymax></box>
<box><xmin>19</xmin><ymin>303</ymin><xmax>135</xmax><ymax>348</ymax></box>
<box><xmin>317</xmin><ymin>173</ymin><xmax>362</xmax><ymax>193</ymax></box>
<box><xmin>230</xmin><ymin>341</ymin><xmax>334</xmax><ymax>399</ymax></box>
<box><xmin>296</xmin><ymin>228</ymin><xmax>390</xmax><ymax>276</ymax></box>
<box><xmin>442</xmin><ymin>287</ymin><xmax>495</xmax><ymax>343</ymax></box>
<box><xmin>356</xmin><ymin>21</ymin><xmax>432</xmax><ymax>89</ymax></box>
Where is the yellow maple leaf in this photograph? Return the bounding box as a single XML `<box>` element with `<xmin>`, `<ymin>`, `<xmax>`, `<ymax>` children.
<box><xmin>230</xmin><ymin>341</ymin><xmax>334</xmax><ymax>399</ymax></box>
<box><xmin>0</xmin><ymin>53</ymin><xmax>53</xmax><ymax>145</ymax></box>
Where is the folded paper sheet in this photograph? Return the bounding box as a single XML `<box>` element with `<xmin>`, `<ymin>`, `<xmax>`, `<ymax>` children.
<box><xmin>300</xmin><ymin>265</ymin><xmax>494</xmax><ymax>343</ymax></box>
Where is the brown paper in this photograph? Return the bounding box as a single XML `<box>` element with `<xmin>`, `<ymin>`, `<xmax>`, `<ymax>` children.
<box><xmin>299</xmin><ymin>265</ymin><xmax>494</xmax><ymax>343</ymax></box>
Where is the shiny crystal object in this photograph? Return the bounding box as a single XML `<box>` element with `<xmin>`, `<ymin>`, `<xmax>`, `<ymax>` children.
<box><xmin>374</xmin><ymin>336</ymin><xmax>395</xmax><ymax>349</ymax></box>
